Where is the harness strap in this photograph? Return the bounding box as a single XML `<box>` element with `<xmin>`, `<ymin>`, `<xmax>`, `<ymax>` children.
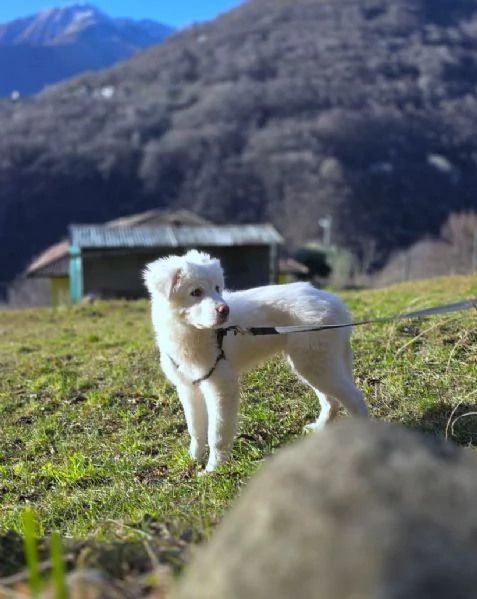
<box><xmin>168</xmin><ymin>329</ymin><xmax>227</xmax><ymax>386</ymax></box>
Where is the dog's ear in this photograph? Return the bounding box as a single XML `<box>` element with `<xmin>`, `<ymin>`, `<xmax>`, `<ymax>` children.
<box><xmin>143</xmin><ymin>258</ymin><xmax>182</xmax><ymax>298</ymax></box>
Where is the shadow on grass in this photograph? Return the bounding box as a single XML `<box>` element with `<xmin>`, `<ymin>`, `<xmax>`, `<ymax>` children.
<box><xmin>402</xmin><ymin>402</ymin><xmax>477</xmax><ymax>447</ymax></box>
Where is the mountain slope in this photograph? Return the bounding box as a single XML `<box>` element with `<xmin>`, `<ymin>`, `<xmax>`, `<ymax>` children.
<box><xmin>1</xmin><ymin>0</ymin><xmax>477</xmax><ymax>286</ymax></box>
<box><xmin>0</xmin><ymin>4</ymin><xmax>174</xmax><ymax>96</ymax></box>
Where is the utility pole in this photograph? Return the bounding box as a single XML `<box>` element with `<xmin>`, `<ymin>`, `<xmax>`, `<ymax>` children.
<box><xmin>318</xmin><ymin>216</ymin><xmax>332</xmax><ymax>246</ymax></box>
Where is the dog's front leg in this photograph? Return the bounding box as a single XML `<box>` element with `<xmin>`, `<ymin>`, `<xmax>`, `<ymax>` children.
<box><xmin>176</xmin><ymin>383</ymin><xmax>208</xmax><ymax>462</ymax></box>
<box><xmin>200</xmin><ymin>367</ymin><xmax>240</xmax><ymax>472</ymax></box>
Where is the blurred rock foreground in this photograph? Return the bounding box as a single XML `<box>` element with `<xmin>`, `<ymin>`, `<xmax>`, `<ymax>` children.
<box><xmin>176</xmin><ymin>419</ymin><xmax>477</xmax><ymax>599</ymax></box>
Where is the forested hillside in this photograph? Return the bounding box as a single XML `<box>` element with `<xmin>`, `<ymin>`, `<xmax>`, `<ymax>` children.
<box><xmin>1</xmin><ymin>0</ymin><xmax>477</xmax><ymax>284</ymax></box>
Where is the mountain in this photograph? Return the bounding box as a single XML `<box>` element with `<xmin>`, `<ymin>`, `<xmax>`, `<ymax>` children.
<box><xmin>0</xmin><ymin>4</ymin><xmax>174</xmax><ymax>96</ymax></box>
<box><xmin>1</xmin><ymin>0</ymin><xmax>477</xmax><ymax>287</ymax></box>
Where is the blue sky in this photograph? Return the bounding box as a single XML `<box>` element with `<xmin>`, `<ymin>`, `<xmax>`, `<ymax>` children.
<box><xmin>0</xmin><ymin>0</ymin><xmax>245</xmax><ymax>27</ymax></box>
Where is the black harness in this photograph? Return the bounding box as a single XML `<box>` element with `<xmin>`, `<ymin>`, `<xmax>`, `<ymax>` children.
<box><xmin>168</xmin><ymin>329</ymin><xmax>228</xmax><ymax>386</ymax></box>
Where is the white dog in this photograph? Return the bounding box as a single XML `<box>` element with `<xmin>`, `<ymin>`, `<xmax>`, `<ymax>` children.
<box><xmin>143</xmin><ymin>250</ymin><xmax>368</xmax><ymax>472</ymax></box>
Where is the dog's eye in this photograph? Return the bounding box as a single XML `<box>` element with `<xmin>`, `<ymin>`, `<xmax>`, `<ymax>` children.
<box><xmin>215</xmin><ymin>286</ymin><xmax>220</xmax><ymax>293</ymax></box>
<box><xmin>190</xmin><ymin>288</ymin><xmax>202</xmax><ymax>297</ymax></box>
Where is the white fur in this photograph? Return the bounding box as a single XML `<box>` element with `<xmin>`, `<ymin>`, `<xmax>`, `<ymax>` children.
<box><xmin>144</xmin><ymin>250</ymin><xmax>369</xmax><ymax>472</ymax></box>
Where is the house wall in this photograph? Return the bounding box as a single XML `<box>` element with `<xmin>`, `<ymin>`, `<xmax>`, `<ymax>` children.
<box><xmin>82</xmin><ymin>250</ymin><xmax>159</xmax><ymax>299</ymax></box>
<box><xmin>207</xmin><ymin>246</ymin><xmax>272</xmax><ymax>290</ymax></box>
<box><xmin>81</xmin><ymin>246</ymin><xmax>275</xmax><ymax>299</ymax></box>
<box><xmin>7</xmin><ymin>277</ymin><xmax>52</xmax><ymax>307</ymax></box>
<box><xmin>51</xmin><ymin>277</ymin><xmax>70</xmax><ymax>306</ymax></box>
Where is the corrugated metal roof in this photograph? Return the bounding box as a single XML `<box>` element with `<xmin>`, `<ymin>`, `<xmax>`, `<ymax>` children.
<box><xmin>69</xmin><ymin>224</ymin><xmax>283</xmax><ymax>249</ymax></box>
<box><xmin>25</xmin><ymin>209</ymin><xmax>213</xmax><ymax>276</ymax></box>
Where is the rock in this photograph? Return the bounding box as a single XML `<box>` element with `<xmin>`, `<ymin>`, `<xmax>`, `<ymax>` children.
<box><xmin>175</xmin><ymin>419</ymin><xmax>477</xmax><ymax>599</ymax></box>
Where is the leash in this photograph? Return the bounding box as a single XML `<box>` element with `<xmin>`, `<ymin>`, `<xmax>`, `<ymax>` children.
<box><xmin>220</xmin><ymin>298</ymin><xmax>477</xmax><ymax>337</ymax></box>
<box><xmin>169</xmin><ymin>298</ymin><xmax>477</xmax><ymax>386</ymax></box>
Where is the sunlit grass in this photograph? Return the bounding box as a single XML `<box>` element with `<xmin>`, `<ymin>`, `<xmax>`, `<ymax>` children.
<box><xmin>0</xmin><ymin>274</ymin><xmax>476</xmax><ymax>577</ymax></box>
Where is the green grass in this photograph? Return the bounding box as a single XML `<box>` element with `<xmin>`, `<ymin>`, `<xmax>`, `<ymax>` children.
<box><xmin>1</xmin><ymin>274</ymin><xmax>477</xmax><ymax>577</ymax></box>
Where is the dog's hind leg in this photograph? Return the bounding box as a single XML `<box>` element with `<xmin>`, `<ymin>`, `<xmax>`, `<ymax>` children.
<box><xmin>199</xmin><ymin>367</ymin><xmax>240</xmax><ymax>472</ymax></box>
<box><xmin>176</xmin><ymin>383</ymin><xmax>208</xmax><ymax>462</ymax></box>
<box><xmin>303</xmin><ymin>390</ymin><xmax>340</xmax><ymax>432</ymax></box>
<box><xmin>287</xmin><ymin>347</ymin><xmax>368</xmax><ymax>431</ymax></box>
<box><xmin>314</xmin><ymin>372</ymin><xmax>368</xmax><ymax>420</ymax></box>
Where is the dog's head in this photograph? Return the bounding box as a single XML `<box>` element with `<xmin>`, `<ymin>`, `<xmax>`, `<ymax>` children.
<box><xmin>143</xmin><ymin>250</ymin><xmax>229</xmax><ymax>329</ymax></box>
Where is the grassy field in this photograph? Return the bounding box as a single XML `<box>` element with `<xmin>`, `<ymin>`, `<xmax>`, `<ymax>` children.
<box><xmin>1</xmin><ymin>274</ymin><xmax>477</xmax><ymax>582</ymax></box>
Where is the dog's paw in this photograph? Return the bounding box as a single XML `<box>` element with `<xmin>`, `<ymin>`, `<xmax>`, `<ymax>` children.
<box><xmin>303</xmin><ymin>421</ymin><xmax>325</xmax><ymax>434</ymax></box>
<box><xmin>197</xmin><ymin>468</ymin><xmax>212</xmax><ymax>477</ymax></box>
<box><xmin>189</xmin><ymin>439</ymin><xmax>206</xmax><ymax>461</ymax></box>
<box><xmin>204</xmin><ymin>460</ymin><xmax>219</xmax><ymax>473</ymax></box>
<box><xmin>204</xmin><ymin>449</ymin><xmax>229</xmax><ymax>472</ymax></box>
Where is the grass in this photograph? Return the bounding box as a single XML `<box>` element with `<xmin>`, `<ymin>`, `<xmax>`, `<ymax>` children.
<box><xmin>0</xmin><ymin>274</ymin><xmax>477</xmax><ymax>584</ymax></box>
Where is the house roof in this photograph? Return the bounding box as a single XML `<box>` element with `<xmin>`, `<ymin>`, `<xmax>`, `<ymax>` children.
<box><xmin>106</xmin><ymin>208</ymin><xmax>210</xmax><ymax>228</ymax></box>
<box><xmin>70</xmin><ymin>224</ymin><xmax>283</xmax><ymax>249</ymax></box>
<box><xmin>278</xmin><ymin>258</ymin><xmax>309</xmax><ymax>275</ymax></box>
<box><xmin>25</xmin><ymin>209</ymin><xmax>212</xmax><ymax>277</ymax></box>
<box><xmin>26</xmin><ymin>240</ymin><xmax>70</xmax><ymax>277</ymax></box>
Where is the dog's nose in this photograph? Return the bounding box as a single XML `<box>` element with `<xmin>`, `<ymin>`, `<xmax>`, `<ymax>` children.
<box><xmin>216</xmin><ymin>303</ymin><xmax>229</xmax><ymax>317</ymax></box>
